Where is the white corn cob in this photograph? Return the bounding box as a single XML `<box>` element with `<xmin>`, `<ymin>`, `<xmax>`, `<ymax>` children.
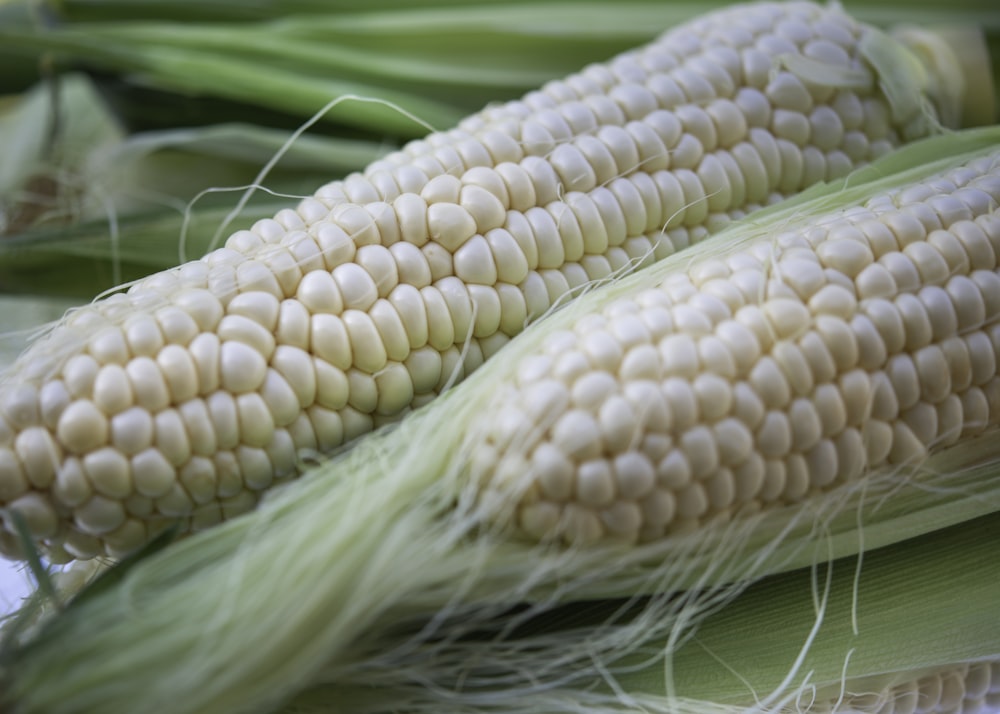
<box><xmin>0</xmin><ymin>1</ymin><xmax>968</xmax><ymax>560</ymax></box>
<box><xmin>469</xmin><ymin>144</ymin><xmax>1000</xmax><ymax>544</ymax></box>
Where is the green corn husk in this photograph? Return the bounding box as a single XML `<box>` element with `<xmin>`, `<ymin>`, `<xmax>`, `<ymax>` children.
<box><xmin>2</xmin><ymin>1</ymin><xmax>998</xmax><ymax>134</ymax></box>
<box><xmin>0</xmin><ymin>73</ymin><xmax>390</xmax><ymax>296</ymax></box>
<box><xmin>2</xmin><ymin>127</ymin><xmax>999</xmax><ymax>714</ymax></box>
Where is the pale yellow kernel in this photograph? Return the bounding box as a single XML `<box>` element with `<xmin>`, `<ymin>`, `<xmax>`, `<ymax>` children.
<box><xmin>571</xmin><ymin>371</ymin><xmax>619</xmax><ymax>413</ymax></box>
<box><xmin>157</xmin><ymin>305</ymin><xmax>202</xmax><ymax>346</ymax></box>
<box><xmin>731</xmin><ymin>379</ymin><xmax>767</xmax><ymax>431</ymax></box>
<box><xmin>437</xmin><ymin>277</ymin><xmax>474</xmax><ymax>345</ymax></box>
<box><xmin>756</xmin><ymin>457</ymin><xmax>786</xmax><ymax>502</ymax></box>
<box><xmin>154</xmin><ymin>409</ymin><xmax>191</xmax><ymax>467</ymax></box>
<box><xmin>309</xmin><ymin>314</ymin><xmax>352</xmax><ymax>372</ymax></box>
<box><xmin>714</xmin><ymin>320</ymin><xmax>761</xmax><ymax>377</ymax></box>
<box><xmin>762</xmin><ymin>297</ymin><xmax>811</xmax><ymax>340</ymax></box>
<box><xmin>254</xmin><ymin>369</ymin><xmax>299</xmax><ymax>428</ymax></box>
<box><xmin>755</xmin><ymin>410</ymin><xmax>792</xmax><ymax>458</ymax></box>
<box><xmin>371</xmin><ymin>362</ymin><xmax>413</xmax><ymax>417</ymax></box>
<box><xmin>693</xmin><ymin>336</ymin><xmax>735</xmax><ymax>381</ymax></box>
<box><xmin>418</xmin><ymin>285</ymin><xmax>457</xmax><ymax>350</ymax></box>
<box><xmin>612</xmin><ymin>452</ymin><xmax>655</xmax><ymax>501</ymax></box>
<box><xmin>82</xmin><ymin>447</ymin><xmax>131</xmax><ymax>499</ymax></box>
<box><xmin>275</xmin><ymin>299</ymin><xmax>310</xmax><ymax>351</ymax></box>
<box><xmin>463</xmin><ymin>284</ymin><xmax>501</xmax><ymax>340</ymax></box>
<box><xmin>852</xmin><ymin>263</ymin><xmax>895</xmax><ymax>301</ymax></box>
<box><xmin>57</xmin><ymin>400</ymin><xmax>109</xmax><ymax>454</ymax></box>
<box><xmin>749</xmin><ymin>356</ymin><xmax>791</xmax><ymax>410</ymax></box>
<box><xmin>296</xmin><ymin>271</ymin><xmax>344</xmax><ymax>315</ymax></box>
<box><xmin>286</xmin><ymin>234</ymin><xmax>325</xmax><ymax>276</ymax></box>
<box><xmin>453</xmin><ymin>235</ymin><xmax>498</xmax><ymax>286</ymax></box>
<box><xmin>414</xmin><ymin>171</ymin><xmax>457</xmax><ymax>204</ymax></box>
<box><xmin>552</xmin><ymin>410</ymin><xmax>602</xmax><ymax>462</ymax></box>
<box><xmin>310</xmin><ymin>358</ymin><xmax>349</xmax><ymax>411</ymax></box>
<box><xmin>915</xmin><ymin>286</ymin><xmax>958</xmax><ymax>344</ymax></box>
<box><xmin>219</xmin><ymin>340</ymin><xmax>269</xmax><ymax>394</ymax></box>
<box><xmin>37</xmin><ymin>381</ymin><xmax>69</xmax><ymax>432</ymax></box>
<box><xmin>902</xmin><ymin>241</ymin><xmax>950</xmax><ymax>286</ymax></box>
<box><xmin>88</xmin><ymin>326</ymin><xmax>130</xmax><ymax>366</ymax></box>
<box><xmin>388</xmin><ymin>242</ymin><xmax>432</xmax><ymax>289</ymax></box>
<box><xmin>950</xmin><ymin>220</ymin><xmax>996</xmax><ymax>270</ymax></box>
<box><xmin>109</xmin><ymin>406</ymin><xmax>154</xmax><ymax>456</ymax></box>
<box><xmin>404</xmin><ymin>348</ymin><xmax>442</xmax><ymax>397</ymax></box>
<box><xmin>427</xmin><ymin>203</ymin><xmax>477</xmax><ymax>252</ymax></box>
<box><xmin>658</xmin><ymin>333</ymin><xmax>700</xmax><ymax>379</ymax></box>
<box><xmin>345</xmin><ymin>369</ymin><xmax>378</xmax><ymax>414</ymax></box>
<box><xmin>49</xmin><ymin>458</ymin><xmax>92</xmax><ymax>511</ymax></box>
<box><xmin>782</xmin><ymin>453</ymin><xmax>810</xmax><ymax>501</ymax></box>
<box><xmin>4</xmin><ymin>492</ymin><xmax>58</xmax><ymax>538</ymax></box>
<box><xmin>484</xmin><ymin>229</ymin><xmax>530</xmax><ymax>286</ymax></box>
<box><xmin>812</xmin><ymin>382</ymin><xmax>848</xmax><ymax>437</ymax></box>
<box><xmin>354</xmin><ymin>245</ymin><xmax>398</xmax><ymax>299</ymax></box>
<box><xmin>859</xmin><ymin>418</ymin><xmax>893</xmax><ymax>468</ymax></box>
<box><xmin>946</xmin><ymin>275</ymin><xmax>986</xmax><ymax>333</ymax></box>
<box><xmin>862</xmin><ymin>299</ymin><xmax>905</xmax><ymax>356</ymax></box>
<box><xmin>312</xmin><ymin>222</ymin><xmax>357</xmax><ymax>268</ymax></box>
<box><xmin>776</xmin><ymin>256</ymin><xmax>824</xmax><ymax>300</ymax></box>
<box><xmin>680</xmin><ymin>425</ymin><xmax>720</xmax><ymax>480</ymax></box>
<box><xmin>457</xmin><ymin>184</ymin><xmax>505</xmax><ymax>234</ymax></box>
<box><xmin>693</xmin><ymin>372</ymin><xmax>732</xmax><ymax>421</ymax></box>
<box><xmin>236</xmin><ymin>445</ymin><xmax>274</xmax><ymax>490</ymax></box>
<box><xmin>228</xmin><ymin>291</ymin><xmax>280</xmax><ymax>332</ymax></box>
<box><xmin>126</xmin><ymin>448</ymin><xmax>176</xmax><ymax>499</ymax></box>
<box><xmin>271</xmin><ymin>346</ymin><xmax>316</xmax><ymax>408</ymax></box>
<box><xmin>0</xmin><ymin>446</ymin><xmax>30</xmax><ymax>501</ymax></box>
<box><xmin>14</xmin><ymin>427</ymin><xmax>60</xmax><ymax>489</ymax></box>
<box><xmin>572</xmin><ymin>459</ymin><xmax>613</xmax><ymax>508</ymax></box>
<box><xmin>598</xmin><ymin>396</ymin><xmax>637</xmax><ymax>455</ymax></box>
<box><xmin>934</xmin><ymin>338</ymin><xmax>971</xmax><ymax>398</ymax></box>
<box><xmin>598</xmin><ymin>500</ymin><xmax>641</xmax><ymax>540</ymax></box>
<box><xmin>893</xmin><ymin>293</ymin><xmax>934</xmax><ymax>352</ymax></box>
<box><xmin>178</xmin><ymin>334</ymin><xmax>217</xmax><ymax>397</ymax></box>
<box><xmin>886</xmin><ymin>353</ymin><xmax>922</xmax><ymax>412</ymax></box>
<box><xmin>849</xmin><ymin>313</ymin><xmax>888</xmax><ymax>371</ymax></box>
<box><xmin>772</xmin><ymin>341</ymin><xmax>815</xmax><ymax>396</ymax></box>
<box><xmin>156</xmin><ymin>344</ymin><xmax>200</xmax><ymax>404</ymax></box>
<box><xmin>358</xmin><ymin>303</ymin><xmax>405</xmax><ymax>364</ymax></box>
<box><xmin>518</xmin><ymin>500</ymin><xmax>560</xmax><ymax>540</ymax></box>
<box><xmin>495</xmin><ymin>162</ymin><xmax>537</xmax><ymax>213</ymax></box>
<box><xmin>74</xmin><ymin>494</ymin><xmax>126</xmax><ymax>535</ymax></box>
<box><xmin>305</xmin><ymin>405</ymin><xmax>344</xmax><ymax>451</ymax></box>
<box><xmin>653</xmin><ymin>446</ymin><xmax>689</xmax><ymax>491</ymax></box>
<box><xmin>637</xmin><ymin>488</ymin><xmax>675</xmax><ymax>533</ymax></box>
<box><xmin>888</xmin><ymin>420</ymin><xmax>926</xmax><ymax>464</ymax></box>
<box><xmin>332</xmin><ymin>263</ymin><xmax>379</xmax><ymax>312</ymax></box>
<box><xmin>913</xmin><ymin>344</ymin><xmax>951</xmax><ymax>404</ymax></box>
<box><xmin>331</xmin><ymin>204</ymin><xmax>380</xmax><ymax>247</ymax></box>
<box><xmin>814</xmin><ymin>314</ymin><xmax>858</xmax><ymax>372</ymax></box>
<box><xmin>675</xmin><ymin>481</ymin><xmax>708</xmax><ymax>519</ymax></box>
<box><xmin>901</xmin><ymin>401</ymin><xmax>940</xmax><ymax>447</ymax></box>
<box><xmin>124</xmin><ymin>316</ymin><xmax>166</xmax><ymax>358</ymax></box>
<box><xmin>207</xmin><ymin>451</ymin><xmax>240</xmax><ymax>498</ymax></box>
<box><xmin>703</xmin><ymin>467</ymin><xmax>734</xmax><ymax>510</ymax></box>
<box><xmin>711</xmin><ymin>415</ymin><xmax>752</xmax><ymax>465</ymax></box>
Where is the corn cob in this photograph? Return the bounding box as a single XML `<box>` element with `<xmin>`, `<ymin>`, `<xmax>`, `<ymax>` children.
<box><xmin>469</xmin><ymin>136</ymin><xmax>1000</xmax><ymax>544</ymax></box>
<box><xmin>0</xmin><ymin>1</ymin><xmax>975</xmax><ymax>560</ymax></box>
